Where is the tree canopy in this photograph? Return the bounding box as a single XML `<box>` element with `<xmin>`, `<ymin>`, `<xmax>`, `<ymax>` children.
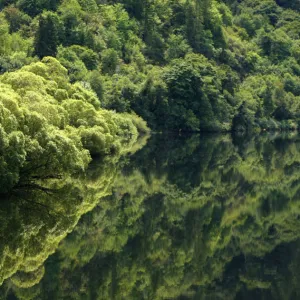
<box><xmin>0</xmin><ymin>57</ymin><xmax>148</xmax><ymax>193</ymax></box>
<box><xmin>0</xmin><ymin>0</ymin><xmax>300</xmax><ymax>133</ymax></box>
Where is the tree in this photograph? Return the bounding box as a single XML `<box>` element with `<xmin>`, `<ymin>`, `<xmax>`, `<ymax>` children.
<box><xmin>34</xmin><ymin>12</ymin><xmax>60</xmax><ymax>58</ymax></box>
<box><xmin>101</xmin><ymin>48</ymin><xmax>119</xmax><ymax>74</ymax></box>
<box><xmin>3</xmin><ymin>5</ymin><xmax>31</xmax><ymax>33</ymax></box>
<box><xmin>88</xmin><ymin>70</ymin><xmax>104</xmax><ymax>100</ymax></box>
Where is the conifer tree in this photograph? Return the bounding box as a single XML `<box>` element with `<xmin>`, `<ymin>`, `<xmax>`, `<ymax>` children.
<box><xmin>34</xmin><ymin>12</ymin><xmax>60</xmax><ymax>58</ymax></box>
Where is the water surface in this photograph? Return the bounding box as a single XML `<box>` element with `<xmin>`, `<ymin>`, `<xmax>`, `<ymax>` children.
<box><xmin>1</xmin><ymin>133</ymin><xmax>300</xmax><ymax>300</ymax></box>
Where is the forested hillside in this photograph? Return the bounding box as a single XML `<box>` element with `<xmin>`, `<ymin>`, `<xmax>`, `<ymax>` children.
<box><xmin>1</xmin><ymin>0</ymin><xmax>300</xmax><ymax>132</ymax></box>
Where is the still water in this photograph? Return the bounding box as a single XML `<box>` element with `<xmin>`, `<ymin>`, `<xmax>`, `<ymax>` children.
<box><xmin>1</xmin><ymin>133</ymin><xmax>300</xmax><ymax>299</ymax></box>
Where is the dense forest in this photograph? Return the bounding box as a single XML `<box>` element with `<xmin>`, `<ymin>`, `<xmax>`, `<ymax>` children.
<box><xmin>1</xmin><ymin>133</ymin><xmax>300</xmax><ymax>299</ymax></box>
<box><xmin>1</xmin><ymin>0</ymin><xmax>300</xmax><ymax>133</ymax></box>
<box><xmin>2</xmin><ymin>0</ymin><xmax>300</xmax><ymax>190</ymax></box>
<box><xmin>2</xmin><ymin>1</ymin><xmax>300</xmax><ymax>297</ymax></box>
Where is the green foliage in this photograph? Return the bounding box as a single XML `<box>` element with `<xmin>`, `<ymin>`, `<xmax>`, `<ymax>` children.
<box><xmin>1</xmin><ymin>0</ymin><xmax>300</xmax><ymax>196</ymax></box>
<box><xmin>0</xmin><ymin>58</ymin><xmax>148</xmax><ymax>192</ymax></box>
<box><xmin>87</xmin><ymin>70</ymin><xmax>104</xmax><ymax>100</ymax></box>
<box><xmin>56</xmin><ymin>46</ymin><xmax>88</xmax><ymax>82</ymax></box>
<box><xmin>34</xmin><ymin>12</ymin><xmax>61</xmax><ymax>58</ymax></box>
<box><xmin>101</xmin><ymin>48</ymin><xmax>119</xmax><ymax>75</ymax></box>
<box><xmin>165</xmin><ymin>34</ymin><xmax>191</xmax><ymax>61</ymax></box>
<box><xmin>133</xmin><ymin>53</ymin><xmax>234</xmax><ymax>131</ymax></box>
<box><xmin>1</xmin><ymin>0</ymin><xmax>300</xmax><ymax>132</ymax></box>
<box><xmin>1</xmin><ymin>0</ymin><xmax>300</xmax><ymax>296</ymax></box>
<box><xmin>3</xmin><ymin>5</ymin><xmax>31</xmax><ymax>33</ymax></box>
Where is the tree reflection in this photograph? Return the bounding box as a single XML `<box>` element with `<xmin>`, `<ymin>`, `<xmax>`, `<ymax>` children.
<box><xmin>2</xmin><ymin>132</ymin><xmax>300</xmax><ymax>299</ymax></box>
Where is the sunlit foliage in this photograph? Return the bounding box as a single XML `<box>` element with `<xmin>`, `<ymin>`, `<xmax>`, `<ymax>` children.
<box><xmin>0</xmin><ymin>57</ymin><xmax>148</xmax><ymax>192</ymax></box>
<box><xmin>0</xmin><ymin>0</ymin><xmax>300</xmax><ymax>131</ymax></box>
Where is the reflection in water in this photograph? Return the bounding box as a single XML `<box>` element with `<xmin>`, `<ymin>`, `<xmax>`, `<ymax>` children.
<box><xmin>1</xmin><ymin>133</ymin><xmax>300</xmax><ymax>299</ymax></box>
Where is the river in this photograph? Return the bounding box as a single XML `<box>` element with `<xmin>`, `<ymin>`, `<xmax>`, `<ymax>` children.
<box><xmin>1</xmin><ymin>132</ymin><xmax>300</xmax><ymax>299</ymax></box>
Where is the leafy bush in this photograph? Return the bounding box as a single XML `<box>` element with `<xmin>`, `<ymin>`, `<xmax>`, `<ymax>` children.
<box><xmin>0</xmin><ymin>58</ymin><xmax>148</xmax><ymax>192</ymax></box>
